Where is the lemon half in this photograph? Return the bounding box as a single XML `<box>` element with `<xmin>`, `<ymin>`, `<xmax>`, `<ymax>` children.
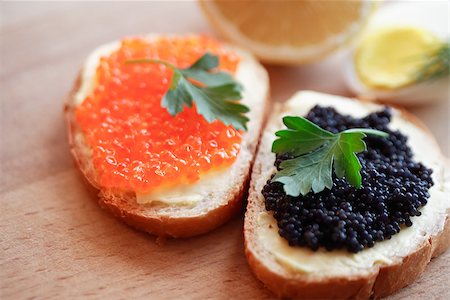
<box><xmin>199</xmin><ymin>0</ymin><xmax>375</xmax><ymax>64</ymax></box>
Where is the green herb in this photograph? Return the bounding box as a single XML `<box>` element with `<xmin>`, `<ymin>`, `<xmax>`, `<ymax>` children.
<box><xmin>126</xmin><ymin>53</ymin><xmax>249</xmax><ymax>131</ymax></box>
<box><xmin>413</xmin><ymin>41</ymin><xmax>449</xmax><ymax>83</ymax></box>
<box><xmin>271</xmin><ymin>116</ymin><xmax>388</xmax><ymax>197</ymax></box>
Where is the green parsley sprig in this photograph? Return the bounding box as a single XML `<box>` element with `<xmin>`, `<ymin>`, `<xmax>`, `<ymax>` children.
<box><xmin>126</xmin><ymin>53</ymin><xmax>249</xmax><ymax>131</ymax></box>
<box><xmin>271</xmin><ymin>116</ymin><xmax>388</xmax><ymax>197</ymax></box>
<box><xmin>413</xmin><ymin>41</ymin><xmax>449</xmax><ymax>83</ymax></box>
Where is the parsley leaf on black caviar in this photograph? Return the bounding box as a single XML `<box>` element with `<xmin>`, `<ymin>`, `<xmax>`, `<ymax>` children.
<box><xmin>126</xmin><ymin>53</ymin><xmax>249</xmax><ymax>131</ymax></box>
<box><xmin>272</xmin><ymin>116</ymin><xmax>388</xmax><ymax>196</ymax></box>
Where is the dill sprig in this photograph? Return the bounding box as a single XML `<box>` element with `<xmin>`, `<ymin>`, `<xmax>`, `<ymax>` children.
<box><xmin>414</xmin><ymin>42</ymin><xmax>450</xmax><ymax>83</ymax></box>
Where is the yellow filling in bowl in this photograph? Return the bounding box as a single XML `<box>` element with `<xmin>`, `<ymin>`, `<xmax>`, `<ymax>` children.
<box><xmin>355</xmin><ymin>27</ymin><xmax>441</xmax><ymax>89</ymax></box>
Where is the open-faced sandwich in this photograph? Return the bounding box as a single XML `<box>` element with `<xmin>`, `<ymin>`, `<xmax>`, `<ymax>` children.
<box><xmin>65</xmin><ymin>34</ymin><xmax>269</xmax><ymax>237</ymax></box>
<box><xmin>245</xmin><ymin>91</ymin><xmax>449</xmax><ymax>298</ymax></box>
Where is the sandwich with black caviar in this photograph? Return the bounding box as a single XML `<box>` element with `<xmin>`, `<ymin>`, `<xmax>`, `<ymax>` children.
<box><xmin>245</xmin><ymin>91</ymin><xmax>450</xmax><ymax>298</ymax></box>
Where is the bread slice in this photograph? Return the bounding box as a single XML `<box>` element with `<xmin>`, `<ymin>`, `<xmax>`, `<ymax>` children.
<box><xmin>65</xmin><ymin>35</ymin><xmax>270</xmax><ymax>238</ymax></box>
<box><xmin>245</xmin><ymin>91</ymin><xmax>450</xmax><ymax>299</ymax></box>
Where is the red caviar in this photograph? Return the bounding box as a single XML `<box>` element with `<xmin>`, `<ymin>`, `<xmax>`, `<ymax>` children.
<box><xmin>76</xmin><ymin>36</ymin><xmax>242</xmax><ymax>192</ymax></box>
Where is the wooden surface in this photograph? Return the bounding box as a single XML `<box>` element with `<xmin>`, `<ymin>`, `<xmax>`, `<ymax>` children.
<box><xmin>1</xmin><ymin>2</ymin><xmax>449</xmax><ymax>299</ymax></box>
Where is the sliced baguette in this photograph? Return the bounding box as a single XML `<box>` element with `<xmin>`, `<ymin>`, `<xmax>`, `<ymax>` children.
<box><xmin>245</xmin><ymin>91</ymin><xmax>450</xmax><ymax>299</ymax></box>
<box><xmin>65</xmin><ymin>35</ymin><xmax>270</xmax><ymax>238</ymax></box>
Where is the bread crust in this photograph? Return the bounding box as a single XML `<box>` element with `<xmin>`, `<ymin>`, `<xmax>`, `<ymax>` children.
<box><xmin>65</xmin><ymin>39</ymin><xmax>270</xmax><ymax>238</ymax></box>
<box><xmin>244</xmin><ymin>93</ymin><xmax>450</xmax><ymax>299</ymax></box>
<box><xmin>97</xmin><ymin>183</ymin><xmax>247</xmax><ymax>238</ymax></box>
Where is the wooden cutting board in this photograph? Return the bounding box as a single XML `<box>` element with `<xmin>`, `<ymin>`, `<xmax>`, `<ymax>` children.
<box><xmin>1</xmin><ymin>2</ymin><xmax>449</xmax><ymax>299</ymax></box>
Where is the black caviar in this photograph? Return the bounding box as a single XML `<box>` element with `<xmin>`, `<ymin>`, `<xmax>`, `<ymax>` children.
<box><xmin>262</xmin><ymin>106</ymin><xmax>433</xmax><ymax>253</ymax></box>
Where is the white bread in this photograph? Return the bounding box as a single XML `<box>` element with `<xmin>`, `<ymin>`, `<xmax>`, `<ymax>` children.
<box><xmin>245</xmin><ymin>91</ymin><xmax>450</xmax><ymax>299</ymax></box>
<box><xmin>65</xmin><ymin>35</ymin><xmax>270</xmax><ymax>238</ymax></box>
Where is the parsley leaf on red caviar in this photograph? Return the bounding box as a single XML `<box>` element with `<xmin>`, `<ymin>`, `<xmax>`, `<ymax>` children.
<box><xmin>126</xmin><ymin>53</ymin><xmax>249</xmax><ymax>131</ymax></box>
<box><xmin>272</xmin><ymin>116</ymin><xmax>388</xmax><ymax>196</ymax></box>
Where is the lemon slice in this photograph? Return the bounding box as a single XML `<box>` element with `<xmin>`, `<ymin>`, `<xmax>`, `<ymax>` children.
<box><xmin>199</xmin><ymin>0</ymin><xmax>375</xmax><ymax>64</ymax></box>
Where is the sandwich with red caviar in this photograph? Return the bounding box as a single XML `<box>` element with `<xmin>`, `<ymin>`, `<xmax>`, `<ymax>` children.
<box><xmin>245</xmin><ymin>91</ymin><xmax>450</xmax><ymax>298</ymax></box>
<box><xmin>65</xmin><ymin>34</ymin><xmax>269</xmax><ymax>237</ymax></box>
